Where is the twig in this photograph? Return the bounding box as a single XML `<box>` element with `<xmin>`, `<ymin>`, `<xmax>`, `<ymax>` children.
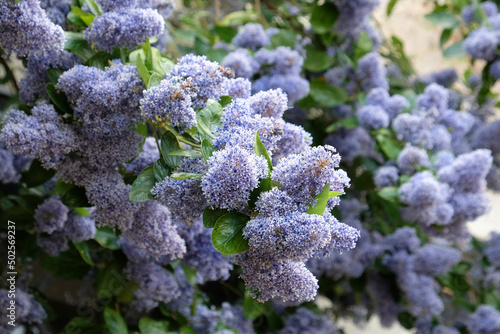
<box><xmin>0</xmin><ymin>56</ymin><xmax>19</xmax><ymax>93</ymax></box>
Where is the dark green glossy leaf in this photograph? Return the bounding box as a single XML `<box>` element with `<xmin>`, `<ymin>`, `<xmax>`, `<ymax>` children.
<box><xmin>304</xmin><ymin>49</ymin><xmax>334</xmax><ymax>72</ymax></box>
<box><xmin>73</xmin><ymin>241</ymin><xmax>94</xmax><ymax>265</ymax></box>
<box><xmin>46</xmin><ymin>83</ymin><xmax>72</xmax><ymax>114</ymax></box>
<box><xmin>197</xmin><ymin>99</ymin><xmax>224</xmax><ymax>142</ymax></box>
<box><xmin>375</xmin><ymin>130</ymin><xmax>403</xmax><ymax>161</ymax></box>
<box><xmin>103</xmin><ymin>307</ymin><xmax>128</xmax><ymax>334</ymax></box>
<box><xmin>168</xmin><ymin>149</ymin><xmax>203</xmax><ymax>159</ymax></box>
<box><xmin>40</xmin><ymin>245</ymin><xmax>91</xmax><ymax>279</ymax></box>
<box><xmin>61</xmin><ymin>186</ymin><xmax>91</xmax><ymax>207</ymax></box>
<box><xmin>201</xmin><ymin>139</ymin><xmax>216</xmax><ymax>162</ymax></box>
<box><xmin>254</xmin><ymin>131</ymin><xmax>272</xmax><ymax>176</ymax></box>
<box><xmin>21</xmin><ymin>159</ymin><xmax>56</xmax><ymax>187</ymax></box>
<box><xmin>129</xmin><ymin>165</ymin><xmax>156</xmax><ymax>202</ymax></box>
<box><xmin>219</xmin><ymin>95</ymin><xmax>234</xmax><ymax>107</ymax></box>
<box><xmin>85</xmin><ymin>52</ymin><xmax>114</xmax><ymax>70</ymax></box>
<box><xmin>440</xmin><ymin>28</ymin><xmax>453</xmax><ymax>48</ymax></box>
<box><xmin>309</xmin><ymin>79</ymin><xmax>347</xmax><ymax>107</ymax></box>
<box><xmin>212</xmin><ymin>212</ymin><xmax>250</xmax><ymax>255</ymax></box>
<box><xmin>243</xmin><ymin>290</ymin><xmax>265</xmax><ymax>320</ymax></box>
<box><xmin>161</xmin><ymin>131</ymin><xmax>182</xmax><ymax>169</ymax></box>
<box><xmin>206</xmin><ymin>48</ymin><xmax>229</xmax><ymax>63</ymax></box>
<box><xmin>136</xmin><ymin>54</ymin><xmax>151</xmax><ymax>85</ymax></box>
<box><xmin>63</xmin><ymin>317</ymin><xmax>101</xmax><ymax>334</ymax></box>
<box><xmin>97</xmin><ymin>261</ymin><xmax>127</xmax><ymax>299</ymax></box>
<box><xmin>116</xmin><ymin>281</ymin><xmax>140</xmax><ymax>303</ymax></box>
<box><xmin>353</xmin><ymin>31</ymin><xmax>374</xmax><ymax>61</ymax></box>
<box><xmin>202</xmin><ymin>207</ymin><xmax>229</xmax><ymax>228</ymax></box>
<box><xmin>310</xmin><ymin>2</ymin><xmax>339</xmax><ymax>34</ymax></box>
<box><xmin>67</xmin><ymin>11</ymin><xmax>86</xmax><ymax>27</ymax></box>
<box><xmin>94</xmin><ymin>227</ymin><xmax>120</xmax><ymax>250</ymax></box>
<box><xmin>62</xmin><ymin>186</ymin><xmax>91</xmax><ymax>207</ymax></box>
<box><xmin>307</xmin><ymin>183</ymin><xmax>331</xmax><ymax>215</ymax></box>
<box><xmin>47</xmin><ymin>67</ymin><xmax>66</xmax><ymax>83</ymax></box>
<box><xmin>213</xmin><ymin>25</ymin><xmax>237</xmax><ymax>43</ymax></box>
<box><xmin>153</xmin><ymin>159</ymin><xmax>171</xmax><ymax>182</ymax></box>
<box><xmin>139</xmin><ymin>318</ymin><xmax>170</xmax><ymax>334</ymax></box>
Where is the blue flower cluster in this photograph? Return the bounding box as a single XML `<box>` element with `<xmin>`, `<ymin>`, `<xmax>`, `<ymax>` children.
<box><xmin>220</xmin><ymin>23</ymin><xmax>310</xmax><ymax>104</ymax></box>
<box><xmin>0</xmin><ymin>0</ymin><xmax>65</xmax><ymax>57</ymax></box>
<box><xmin>189</xmin><ymin>302</ymin><xmax>254</xmax><ymax>334</ymax></box>
<box><xmin>84</xmin><ymin>1</ymin><xmax>165</xmax><ymax>51</ymax></box>
<box><xmin>34</xmin><ymin>197</ymin><xmax>96</xmax><ymax>255</ymax></box>
<box><xmin>381</xmin><ymin>227</ymin><xmax>461</xmax><ymax>318</ymax></box>
<box><xmin>0</xmin><ymin>289</ymin><xmax>46</xmax><ymax>332</ymax></box>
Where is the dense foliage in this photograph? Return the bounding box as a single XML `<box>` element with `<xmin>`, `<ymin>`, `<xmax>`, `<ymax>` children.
<box><xmin>1</xmin><ymin>0</ymin><xmax>500</xmax><ymax>333</ymax></box>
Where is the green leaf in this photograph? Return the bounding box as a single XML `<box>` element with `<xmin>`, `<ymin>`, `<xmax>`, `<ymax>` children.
<box><xmin>325</xmin><ymin>116</ymin><xmax>359</xmax><ymax>133</ymax></box>
<box><xmin>161</xmin><ymin>131</ymin><xmax>182</xmax><ymax>169</ymax></box>
<box><xmin>353</xmin><ymin>31</ymin><xmax>374</xmax><ymax>61</ymax></box>
<box><xmin>46</xmin><ymin>83</ymin><xmax>72</xmax><ymax>114</ymax></box>
<box><xmin>136</xmin><ymin>54</ymin><xmax>151</xmax><ymax>85</ymax></box>
<box><xmin>168</xmin><ymin>149</ymin><xmax>204</xmax><ymax>159</ymax></box>
<box><xmin>153</xmin><ymin>159</ymin><xmax>171</xmax><ymax>182</ymax></box>
<box><xmin>196</xmin><ymin>99</ymin><xmax>224</xmax><ymax>142</ymax></box>
<box><xmin>97</xmin><ymin>261</ymin><xmax>127</xmax><ymax>299</ymax></box>
<box><xmin>64</xmin><ymin>32</ymin><xmax>94</xmax><ymax>61</ymax></box>
<box><xmin>219</xmin><ymin>95</ymin><xmax>234</xmax><ymax>107</ymax></box>
<box><xmin>84</xmin><ymin>0</ymin><xmax>101</xmax><ymax>16</ymax></box>
<box><xmin>304</xmin><ymin>49</ymin><xmax>334</xmax><ymax>72</ymax></box>
<box><xmin>129</xmin><ymin>165</ymin><xmax>156</xmax><ymax>202</ymax></box>
<box><xmin>307</xmin><ymin>183</ymin><xmax>331</xmax><ymax>215</ymax></box>
<box><xmin>85</xmin><ymin>52</ymin><xmax>114</xmax><ymax>70</ymax></box>
<box><xmin>375</xmin><ymin>130</ymin><xmax>403</xmax><ymax>161</ymax></box>
<box><xmin>181</xmin><ymin>264</ymin><xmax>197</xmax><ymax>285</ymax></box>
<box><xmin>206</xmin><ymin>48</ymin><xmax>229</xmax><ymax>63</ymax></box>
<box><xmin>103</xmin><ymin>308</ymin><xmax>128</xmax><ymax>334</ymax></box>
<box><xmin>67</xmin><ymin>11</ymin><xmax>87</xmax><ymax>27</ymax></box>
<box><xmin>202</xmin><ymin>207</ymin><xmax>229</xmax><ymax>228</ymax></box>
<box><xmin>243</xmin><ymin>290</ymin><xmax>265</xmax><ymax>320</ymax></box>
<box><xmin>21</xmin><ymin>159</ymin><xmax>56</xmax><ymax>187</ymax></box>
<box><xmin>377</xmin><ymin>187</ymin><xmax>399</xmax><ymax>202</ymax></box>
<box><xmin>62</xmin><ymin>186</ymin><xmax>92</xmax><ymax>207</ymax></box>
<box><xmin>147</xmin><ymin>72</ymin><xmax>163</xmax><ymax>89</ymax></box>
<box><xmin>424</xmin><ymin>12</ymin><xmax>460</xmax><ymax>29</ymax></box>
<box><xmin>440</xmin><ymin>28</ymin><xmax>453</xmax><ymax>48</ymax></box>
<box><xmin>116</xmin><ymin>281</ymin><xmax>139</xmax><ymax>303</ymax></box>
<box><xmin>310</xmin><ymin>2</ymin><xmax>339</xmax><ymax>34</ymax></box>
<box><xmin>397</xmin><ymin>311</ymin><xmax>416</xmax><ymax>330</ymax></box>
<box><xmin>40</xmin><ymin>245</ymin><xmax>91</xmax><ymax>280</ymax></box>
<box><xmin>213</xmin><ymin>25</ymin><xmax>237</xmax><ymax>43</ymax></box>
<box><xmin>270</xmin><ymin>30</ymin><xmax>297</xmax><ymax>48</ymax></box>
<box><xmin>47</xmin><ymin>67</ymin><xmax>66</xmax><ymax>83</ymax></box>
<box><xmin>180</xmin><ymin>326</ymin><xmax>197</xmax><ymax>334</ymax></box>
<box><xmin>54</xmin><ymin>178</ymin><xmax>76</xmax><ymax>195</ymax></box>
<box><xmin>387</xmin><ymin>0</ymin><xmax>399</xmax><ymax>16</ymax></box>
<box><xmin>63</xmin><ymin>317</ymin><xmax>101</xmax><ymax>334</ymax></box>
<box><xmin>144</xmin><ymin>39</ymin><xmax>153</xmax><ymax>71</ymax></box>
<box><xmin>71</xmin><ymin>6</ymin><xmax>94</xmax><ymax>26</ymax></box>
<box><xmin>94</xmin><ymin>227</ymin><xmax>120</xmax><ymax>250</ymax></box>
<box><xmin>135</xmin><ymin>122</ymin><xmax>148</xmax><ymax>136</ymax></box>
<box><xmin>219</xmin><ymin>10</ymin><xmax>258</xmax><ymax>26</ymax></box>
<box><xmin>212</xmin><ymin>212</ymin><xmax>250</xmax><ymax>255</ymax></box>
<box><xmin>309</xmin><ymin>79</ymin><xmax>347</xmax><ymax>107</ymax></box>
<box><xmin>139</xmin><ymin>318</ymin><xmax>170</xmax><ymax>334</ymax></box>
<box><xmin>73</xmin><ymin>241</ymin><xmax>94</xmax><ymax>266</ymax></box>
<box><xmin>170</xmin><ymin>172</ymin><xmax>203</xmax><ymax>181</ymax></box>
<box><xmin>254</xmin><ymin>131</ymin><xmax>272</xmax><ymax>176</ymax></box>
<box><xmin>443</xmin><ymin>41</ymin><xmax>466</xmax><ymax>58</ymax></box>
<box><xmin>201</xmin><ymin>139</ymin><xmax>216</xmax><ymax>162</ymax></box>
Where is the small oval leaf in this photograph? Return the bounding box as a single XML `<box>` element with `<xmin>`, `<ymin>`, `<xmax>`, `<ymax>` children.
<box><xmin>212</xmin><ymin>212</ymin><xmax>250</xmax><ymax>255</ymax></box>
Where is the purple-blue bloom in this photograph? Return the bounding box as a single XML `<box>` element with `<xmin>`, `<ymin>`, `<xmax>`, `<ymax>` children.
<box><xmin>232</xmin><ymin>23</ymin><xmax>270</xmax><ymax>50</ymax></box>
<box><xmin>202</xmin><ymin>146</ymin><xmax>268</xmax><ymax>210</ymax></box>
<box><xmin>374</xmin><ymin>165</ymin><xmax>399</xmax><ymax>188</ymax></box>
<box><xmin>397</xmin><ymin>146</ymin><xmax>430</xmax><ymax>174</ymax></box>
<box><xmin>34</xmin><ymin>197</ymin><xmax>69</xmax><ymax>234</ymax></box>
<box><xmin>463</xmin><ymin>27</ymin><xmax>498</xmax><ymax>61</ymax></box>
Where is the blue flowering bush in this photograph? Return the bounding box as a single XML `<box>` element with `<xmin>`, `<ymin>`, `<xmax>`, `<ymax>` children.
<box><xmin>0</xmin><ymin>0</ymin><xmax>500</xmax><ymax>333</ymax></box>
